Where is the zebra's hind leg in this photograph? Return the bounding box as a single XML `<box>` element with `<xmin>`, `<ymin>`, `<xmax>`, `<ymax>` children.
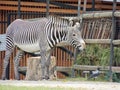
<box><xmin>14</xmin><ymin>50</ymin><xmax>25</xmax><ymax>80</ymax></box>
<box><xmin>2</xmin><ymin>50</ymin><xmax>13</xmax><ymax>80</ymax></box>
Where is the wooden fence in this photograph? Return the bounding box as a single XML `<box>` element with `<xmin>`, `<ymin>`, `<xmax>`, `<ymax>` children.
<box><xmin>19</xmin><ymin>11</ymin><xmax>120</xmax><ymax>79</ymax></box>
<box><xmin>0</xmin><ymin>0</ymin><xmax>120</xmax><ymax>79</ymax></box>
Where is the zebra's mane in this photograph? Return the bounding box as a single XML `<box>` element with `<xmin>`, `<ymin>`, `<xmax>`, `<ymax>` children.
<box><xmin>47</xmin><ymin>15</ymin><xmax>69</xmax><ymax>27</ymax></box>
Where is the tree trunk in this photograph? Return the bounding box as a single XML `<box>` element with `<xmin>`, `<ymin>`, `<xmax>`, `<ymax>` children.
<box><xmin>25</xmin><ymin>56</ymin><xmax>57</xmax><ymax>80</ymax></box>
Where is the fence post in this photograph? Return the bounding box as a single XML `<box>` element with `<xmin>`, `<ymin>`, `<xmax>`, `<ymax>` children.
<box><xmin>83</xmin><ymin>0</ymin><xmax>87</xmax><ymax>13</ymax></box>
<box><xmin>109</xmin><ymin>0</ymin><xmax>116</xmax><ymax>82</ymax></box>
<box><xmin>18</xmin><ymin>0</ymin><xmax>21</xmax><ymax>18</ymax></box>
<box><xmin>6</xmin><ymin>14</ymin><xmax>12</xmax><ymax>79</ymax></box>
<box><xmin>92</xmin><ymin>0</ymin><xmax>95</xmax><ymax>11</ymax></box>
<box><xmin>71</xmin><ymin>0</ymin><xmax>82</xmax><ymax>78</ymax></box>
<box><xmin>46</xmin><ymin>0</ymin><xmax>50</xmax><ymax>17</ymax></box>
<box><xmin>78</xmin><ymin>0</ymin><xmax>81</xmax><ymax>17</ymax></box>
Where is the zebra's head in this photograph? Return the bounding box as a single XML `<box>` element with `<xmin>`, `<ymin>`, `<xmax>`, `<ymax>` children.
<box><xmin>67</xmin><ymin>21</ymin><xmax>85</xmax><ymax>51</ymax></box>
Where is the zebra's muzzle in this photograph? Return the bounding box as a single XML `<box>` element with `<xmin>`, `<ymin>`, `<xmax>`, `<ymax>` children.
<box><xmin>77</xmin><ymin>42</ymin><xmax>86</xmax><ymax>51</ymax></box>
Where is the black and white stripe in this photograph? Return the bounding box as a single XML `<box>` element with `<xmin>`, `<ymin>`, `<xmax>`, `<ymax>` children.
<box><xmin>45</xmin><ymin>16</ymin><xmax>69</xmax><ymax>48</ymax></box>
<box><xmin>2</xmin><ymin>16</ymin><xmax>85</xmax><ymax>80</ymax></box>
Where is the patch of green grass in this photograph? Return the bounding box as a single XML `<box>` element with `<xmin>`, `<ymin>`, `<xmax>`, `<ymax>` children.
<box><xmin>65</xmin><ymin>77</ymin><xmax>87</xmax><ymax>81</ymax></box>
<box><xmin>64</xmin><ymin>76</ymin><xmax>108</xmax><ymax>82</ymax></box>
<box><xmin>0</xmin><ymin>85</ymin><xmax>86</xmax><ymax>90</ymax></box>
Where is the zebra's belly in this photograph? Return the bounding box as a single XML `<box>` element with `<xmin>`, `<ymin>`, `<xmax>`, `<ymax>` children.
<box><xmin>15</xmin><ymin>43</ymin><xmax>40</xmax><ymax>53</ymax></box>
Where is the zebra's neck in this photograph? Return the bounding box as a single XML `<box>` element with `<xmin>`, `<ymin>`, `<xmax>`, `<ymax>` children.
<box><xmin>47</xmin><ymin>16</ymin><xmax>69</xmax><ymax>48</ymax></box>
<box><xmin>48</xmin><ymin>29</ymin><xmax>68</xmax><ymax>48</ymax></box>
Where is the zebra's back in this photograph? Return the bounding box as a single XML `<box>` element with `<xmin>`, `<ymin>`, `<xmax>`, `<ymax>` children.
<box><xmin>6</xmin><ymin>18</ymin><xmax>49</xmax><ymax>52</ymax></box>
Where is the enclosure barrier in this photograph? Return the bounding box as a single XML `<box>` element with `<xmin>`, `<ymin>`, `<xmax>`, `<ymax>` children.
<box><xmin>85</xmin><ymin>39</ymin><xmax>120</xmax><ymax>45</ymax></box>
<box><xmin>1</xmin><ymin>10</ymin><xmax>120</xmax><ymax>79</ymax></box>
<box><xmin>64</xmin><ymin>11</ymin><xmax>120</xmax><ymax>19</ymax></box>
<box><xmin>18</xmin><ymin>11</ymin><xmax>120</xmax><ymax>79</ymax></box>
<box><xmin>19</xmin><ymin>65</ymin><xmax>120</xmax><ymax>77</ymax></box>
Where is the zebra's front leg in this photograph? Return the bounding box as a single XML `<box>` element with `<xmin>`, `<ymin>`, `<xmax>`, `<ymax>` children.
<box><xmin>45</xmin><ymin>51</ymin><xmax>51</xmax><ymax>80</ymax></box>
<box><xmin>14</xmin><ymin>50</ymin><xmax>25</xmax><ymax>80</ymax></box>
<box><xmin>40</xmin><ymin>50</ymin><xmax>51</xmax><ymax>80</ymax></box>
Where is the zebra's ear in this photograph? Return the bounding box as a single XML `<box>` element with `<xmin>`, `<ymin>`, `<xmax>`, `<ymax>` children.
<box><xmin>79</xmin><ymin>17</ymin><xmax>83</xmax><ymax>31</ymax></box>
<box><xmin>74</xmin><ymin>22</ymin><xmax>80</xmax><ymax>30</ymax></box>
<box><xmin>69</xmin><ymin>19</ymin><xmax>73</xmax><ymax>26</ymax></box>
<box><xmin>79</xmin><ymin>17</ymin><xmax>82</xmax><ymax>24</ymax></box>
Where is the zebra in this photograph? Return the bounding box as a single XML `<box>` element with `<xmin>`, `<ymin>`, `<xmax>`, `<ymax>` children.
<box><xmin>2</xmin><ymin>16</ymin><xmax>86</xmax><ymax>80</ymax></box>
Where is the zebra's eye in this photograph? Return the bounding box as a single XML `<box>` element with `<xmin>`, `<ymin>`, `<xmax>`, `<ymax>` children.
<box><xmin>73</xmin><ymin>33</ymin><xmax>76</xmax><ymax>36</ymax></box>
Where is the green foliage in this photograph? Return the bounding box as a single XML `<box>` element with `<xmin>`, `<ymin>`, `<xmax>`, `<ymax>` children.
<box><xmin>76</xmin><ymin>44</ymin><xmax>120</xmax><ymax>66</ymax></box>
<box><xmin>76</xmin><ymin>45</ymin><xmax>120</xmax><ymax>82</ymax></box>
<box><xmin>76</xmin><ymin>44</ymin><xmax>110</xmax><ymax>66</ymax></box>
<box><xmin>113</xmin><ymin>47</ymin><xmax>120</xmax><ymax>66</ymax></box>
<box><xmin>105</xmin><ymin>72</ymin><xmax>120</xmax><ymax>82</ymax></box>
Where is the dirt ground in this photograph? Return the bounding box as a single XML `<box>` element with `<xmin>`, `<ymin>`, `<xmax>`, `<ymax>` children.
<box><xmin>0</xmin><ymin>80</ymin><xmax>120</xmax><ymax>90</ymax></box>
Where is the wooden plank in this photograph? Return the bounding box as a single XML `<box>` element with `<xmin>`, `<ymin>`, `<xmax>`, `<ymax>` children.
<box><xmin>0</xmin><ymin>1</ymin><xmax>120</xmax><ymax>12</ymax></box>
<box><xmin>68</xmin><ymin>3</ymin><xmax>92</xmax><ymax>8</ymax></box>
<box><xmin>0</xmin><ymin>1</ymin><xmax>52</xmax><ymax>7</ymax></box>
<box><xmin>112</xmin><ymin>67</ymin><xmax>120</xmax><ymax>73</ymax></box>
<box><xmin>19</xmin><ymin>65</ymin><xmax>120</xmax><ymax>74</ymax></box>
<box><xmin>82</xmin><ymin>11</ymin><xmax>112</xmax><ymax>18</ymax></box>
<box><xmin>115</xmin><ymin>11</ymin><xmax>120</xmax><ymax>17</ymax></box>
<box><xmin>0</xmin><ymin>6</ymin><xmax>46</xmax><ymax>12</ymax></box>
<box><xmin>113</xmin><ymin>40</ymin><xmax>120</xmax><ymax>45</ymax></box>
<box><xmin>73</xmin><ymin>65</ymin><xmax>120</xmax><ymax>73</ymax></box>
<box><xmin>18</xmin><ymin>66</ymin><xmax>72</xmax><ymax>75</ymax></box>
<box><xmin>84</xmin><ymin>39</ymin><xmax>111</xmax><ymax>44</ymax></box>
<box><xmin>63</xmin><ymin>11</ymin><xmax>120</xmax><ymax>20</ymax></box>
<box><xmin>84</xmin><ymin>39</ymin><xmax>120</xmax><ymax>45</ymax></box>
<box><xmin>0</xmin><ymin>1</ymin><xmax>92</xmax><ymax>8</ymax></box>
<box><xmin>101</xmin><ymin>5</ymin><xmax>120</xmax><ymax>10</ymax></box>
<box><xmin>73</xmin><ymin>65</ymin><xmax>107</xmax><ymax>71</ymax></box>
<box><xmin>56</xmin><ymin>66</ymin><xmax>72</xmax><ymax>72</ymax></box>
<box><xmin>0</xmin><ymin>6</ymin><xmax>78</xmax><ymax>14</ymax></box>
<box><xmin>52</xmin><ymin>0</ymin><xmax>102</xmax><ymax>3</ymax></box>
<box><xmin>64</xmin><ymin>11</ymin><xmax>120</xmax><ymax>20</ymax></box>
<box><xmin>49</xmin><ymin>8</ymin><xmax>77</xmax><ymax>14</ymax></box>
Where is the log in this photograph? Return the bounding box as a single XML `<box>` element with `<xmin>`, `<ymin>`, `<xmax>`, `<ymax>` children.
<box><xmin>73</xmin><ymin>65</ymin><xmax>120</xmax><ymax>73</ymax></box>
<box><xmin>56</xmin><ymin>65</ymin><xmax>120</xmax><ymax>73</ymax></box>
<box><xmin>113</xmin><ymin>40</ymin><xmax>120</xmax><ymax>45</ymax></box>
<box><xmin>63</xmin><ymin>11</ymin><xmax>120</xmax><ymax>20</ymax></box>
<box><xmin>84</xmin><ymin>39</ymin><xmax>120</xmax><ymax>45</ymax></box>
<box><xmin>25</xmin><ymin>56</ymin><xmax>57</xmax><ymax>80</ymax></box>
<box><xmin>84</xmin><ymin>39</ymin><xmax>111</xmax><ymax>44</ymax></box>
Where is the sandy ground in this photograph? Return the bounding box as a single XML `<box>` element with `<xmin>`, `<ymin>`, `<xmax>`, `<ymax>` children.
<box><xmin>0</xmin><ymin>80</ymin><xmax>120</xmax><ymax>90</ymax></box>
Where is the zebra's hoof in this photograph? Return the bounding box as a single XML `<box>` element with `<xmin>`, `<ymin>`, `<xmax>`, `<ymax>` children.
<box><xmin>1</xmin><ymin>77</ymin><xmax>6</xmax><ymax>80</ymax></box>
<box><xmin>45</xmin><ymin>76</ymin><xmax>49</xmax><ymax>80</ymax></box>
<box><xmin>41</xmin><ymin>76</ymin><xmax>49</xmax><ymax>80</ymax></box>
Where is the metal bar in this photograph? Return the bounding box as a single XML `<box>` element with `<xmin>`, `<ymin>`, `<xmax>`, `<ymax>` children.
<box><xmin>46</xmin><ymin>0</ymin><xmax>50</xmax><ymax>17</ymax></box>
<box><xmin>83</xmin><ymin>0</ymin><xmax>87</xmax><ymax>13</ymax></box>
<box><xmin>78</xmin><ymin>0</ymin><xmax>81</xmax><ymax>17</ymax></box>
<box><xmin>7</xmin><ymin>13</ymin><xmax>11</xmax><ymax>26</ymax></box>
<box><xmin>71</xmin><ymin>0</ymin><xmax>82</xmax><ymax>77</ymax></box>
<box><xmin>18</xmin><ymin>0</ymin><xmax>21</xmax><ymax>18</ymax></box>
<box><xmin>6</xmin><ymin>13</ymin><xmax>11</xmax><ymax>80</ymax></box>
<box><xmin>92</xmin><ymin>0</ymin><xmax>95</xmax><ymax>11</ymax></box>
<box><xmin>5</xmin><ymin>14</ymin><xmax>10</xmax><ymax>78</ymax></box>
<box><xmin>109</xmin><ymin>0</ymin><xmax>116</xmax><ymax>82</ymax></box>
<box><xmin>71</xmin><ymin>49</ymin><xmax>78</xmax><ymax>78</ymax></box>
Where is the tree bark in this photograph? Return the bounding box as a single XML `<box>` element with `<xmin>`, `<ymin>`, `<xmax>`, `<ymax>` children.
<box><xmin>25</xmin><ymin>56</ymin><xmax>57</xmax><ymax>80</ymax></box>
